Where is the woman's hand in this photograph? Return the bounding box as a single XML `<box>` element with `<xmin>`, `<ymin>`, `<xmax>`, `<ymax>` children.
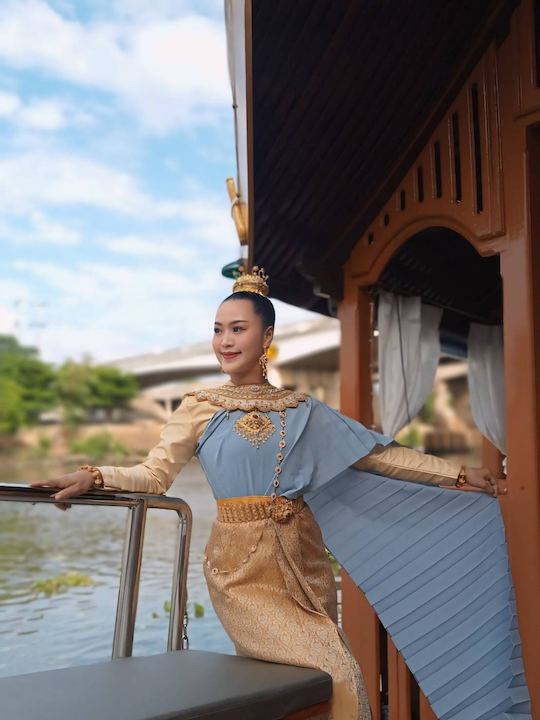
<box><xmin>29</xmin><ymin>470</ymin><xmax>96</xmax><ymax>511</ymax></box>
<box><xmin>462</xmin><ymin>466</ymin><xmax>507</xmax><ymax>496</ymax></box>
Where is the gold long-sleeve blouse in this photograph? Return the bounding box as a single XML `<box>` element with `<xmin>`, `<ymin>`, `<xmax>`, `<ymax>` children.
<box><xmin>95</xmin><ymin>383</ymin><xmax>461</xmax><ymax>497</ymax></box>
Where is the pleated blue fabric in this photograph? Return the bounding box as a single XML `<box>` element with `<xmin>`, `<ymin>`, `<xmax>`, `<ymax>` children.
<box><xmin>195</xmin><ymin>392</ymin><xmax>532</xmax><ymax>717</ymax></box>
<box><xmin>306</xmin><ymin>471</ymin><xmax>532</xmax><ymax>720</ymax></box>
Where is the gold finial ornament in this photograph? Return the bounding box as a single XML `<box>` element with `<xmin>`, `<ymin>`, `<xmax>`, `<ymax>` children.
<box><xmin>233</xmin><ymin>265</ymin><xmax>269</xmax><ymax>297</ymax></box>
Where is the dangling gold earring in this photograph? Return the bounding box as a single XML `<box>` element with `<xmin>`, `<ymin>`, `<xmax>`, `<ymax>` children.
<box><xmin>259</xmin><ymin>348</ymin><xmax>268</xmax><ymax>380</ymax></box>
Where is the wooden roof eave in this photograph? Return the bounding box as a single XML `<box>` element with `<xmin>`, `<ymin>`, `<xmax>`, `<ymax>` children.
<box><xmin>227</xmin><ymin>0</ymin><xmax>518</xmax><ymax>315</ymax></box>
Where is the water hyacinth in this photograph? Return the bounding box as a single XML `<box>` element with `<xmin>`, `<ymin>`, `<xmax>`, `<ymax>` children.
<box><xmin>31</xmin><ymin>571</ymin><xmax>96</xmax><ymax>597</ymax></box>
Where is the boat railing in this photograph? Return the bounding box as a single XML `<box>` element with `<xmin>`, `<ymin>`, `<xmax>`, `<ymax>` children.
<box><xmin>0</xmin><ymin>482</ymin><xmax>192</xmax><ymax>659</ymax></box>
<box><xmin>0</xmin><ymin>482</ymin><xmax>335</xmax><ymax>720</ymax></box>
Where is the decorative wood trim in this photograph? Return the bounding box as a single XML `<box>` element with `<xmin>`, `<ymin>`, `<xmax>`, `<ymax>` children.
<box><xmin>512</xmin><ymin>0</ymin><xmax>540</xmax><ymax>119</ymax></box>
<box><xmin>349</xmin><ymin>46</ymin><xmax>506</xmax><ymax>284</ymax></box>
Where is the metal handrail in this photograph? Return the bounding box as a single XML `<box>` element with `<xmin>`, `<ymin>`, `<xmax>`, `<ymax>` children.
<box><xmin>0</xmin><ymin>483</ymin><xmax>192</xmax><ymax>659</ymax></box>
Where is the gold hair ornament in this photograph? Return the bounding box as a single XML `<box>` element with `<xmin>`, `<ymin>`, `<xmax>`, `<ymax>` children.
<box><xmin>232</xmin><ymin>265</ymin><xmax>269</xmax><ymax>297</ymax></box>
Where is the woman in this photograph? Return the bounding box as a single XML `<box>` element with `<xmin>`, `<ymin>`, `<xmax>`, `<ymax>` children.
<box><xmin>30</xmin><ymin>267</ymin><xmax>517</xmax><ymax>720</ymax></box>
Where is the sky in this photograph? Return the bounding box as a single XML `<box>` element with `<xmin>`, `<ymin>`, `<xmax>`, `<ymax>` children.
<box><xmin>0</xmin><ymin>0</ymin><xmax>319</xmax><ymax>366</ymax></box>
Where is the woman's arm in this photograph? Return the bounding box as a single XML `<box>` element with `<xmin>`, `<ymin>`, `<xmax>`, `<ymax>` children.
<box><xmin>354</xmin><ymin>442</ymin><xmax>503</xmax><ymax>496</ymax></box>
<box><xmin>353</xmin><ymin>442</ymin><xmax>461</xmax><ymax>486</ymax></box>
<box><xmin>30</xmin><ymin>394</ymin><xmax>208</xmax><ymax>500</ymax></box>
<box><xmin>95</xmin><ymin>394</ymin><xmax>200</xmax><ymax>494</ymax></box>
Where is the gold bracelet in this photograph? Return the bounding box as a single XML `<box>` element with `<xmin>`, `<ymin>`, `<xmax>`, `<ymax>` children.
<box><xmin>79</xmin><ymin>464</ymin><xmax>104</xmax><ymax>489</ymax></box>
<box><xmin>455</xmin><ymin>465</ymin><xmax>467</xmax><ymax>488</ymax></box>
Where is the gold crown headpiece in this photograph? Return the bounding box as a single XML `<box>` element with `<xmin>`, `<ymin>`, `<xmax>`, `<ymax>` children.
<box><xmin>232</xmin><ymin>265</ymin><xmax>269</xmax><ymax>297</ymax></box>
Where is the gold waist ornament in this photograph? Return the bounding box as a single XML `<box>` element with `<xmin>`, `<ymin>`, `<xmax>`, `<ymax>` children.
<box><xmin>216</xmin><ymin>495</ymin><xmax>305</xmax><ymax>523</ymax></box>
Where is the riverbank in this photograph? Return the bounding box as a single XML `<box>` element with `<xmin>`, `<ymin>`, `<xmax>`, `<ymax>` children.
<box><xmin>0</xmin><ymin>417</ymin><xmax>169</xmax><ymax>474</ymax></box>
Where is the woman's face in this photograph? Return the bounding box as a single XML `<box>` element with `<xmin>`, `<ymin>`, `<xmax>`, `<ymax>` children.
<box><xmin>213</xmin><ymin>298</ymin><xmax>273</xmax><ymax>380</ymax></box>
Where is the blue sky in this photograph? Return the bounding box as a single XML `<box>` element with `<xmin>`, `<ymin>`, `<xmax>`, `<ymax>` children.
<box><xmin>0</xmin><ymin>0</ymin><xmax>318</xmax><ymax>365</ymax></box>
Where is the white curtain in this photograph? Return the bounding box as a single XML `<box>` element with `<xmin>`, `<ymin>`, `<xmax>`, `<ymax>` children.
<box><xmin>467</xmin><ymin>323</ymin><xmax>506</xmax><ymax>454</ymax></box>
<box><xmin>378</xmin><ymin>291</ymin><xmax>443</xmax><ymax>436</ymax></box>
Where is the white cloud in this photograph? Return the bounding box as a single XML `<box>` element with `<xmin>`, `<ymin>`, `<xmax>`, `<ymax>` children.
<box><xmin>98</xmin><ymin>234</ymin><xmax>196</xmax><ymax>263</ymax></box>
<box><xmin>0</xmin><ymin>211</ymin><xmax>81</xmax><ymax>245</ymax></box>
<box><xmin>0</xmin><ymin>150</ymin><xmax>182</xmax><ymax>217</ymax></box>
<box><xmin>0</xmin><ymin>89</ymin><xmax>95</xmax><ymax>131</ymax></box>
<box><xmin>109</xmin><ymin>0</ymin><xmax>224</xmax><ymax>22</ymax></box>
<box><xmin>28</xmin><ymin>211</ymin><xmax>81</xmax><ymax>244</ymax></box>
<box><xmin>18</xmin><ymin>97</ymin><xmax>94</xmax><ymax>130</ymax></box>
<box><xmin>6</xmin><ymin>254</ymin><xmax>326</xmax><ymax>365</ymax></box>
<box><xmin>0</xmin><ymin>90</ymin><xmax>21</xmax><ymax>117</ymax></box>
<box><xmin>13</xmin><ymin>258</ymin><xmax>221</xmax><ymax>302</ymax></box>
<box><xmin>0</xmin><ymin>304</ymin><xmax>18</xmax><ymax>334</ymax></box>
<box><xmin>96</xmin><ymin>195</ymin><xmax>238</xmax><ymax>259</ymax></box>
<box><xmin>17</xmin><ymin>98</ymin><xmax>67</xmax><ymax>130</ymax></box>
<box><xmin>9</xmin><ymin>256</ymin><xmax>230</xmax><ymax>363</ymax></box>
<box><xmin>175</xmin><ymin>197</ymin><xmax>237</xmax><ymax>248</ymax></box>
<box><xmin>0</xmin><ymin>278</ymin><xmax>33</xmax><ymax>304</ymax></box>
<box><xmin>0</xmin><ymin>1</ymin><xmax>230</xmax><ymax>133</ymax></box>
<box><xmin>0</xmin><ymin>3</ymin><xmax>244</xmax><ymax>363</ymax></box>
<box><xmin>37</xmin><ymin>322</ymin><xmax>146</xmax><ymax>364</ymax></box>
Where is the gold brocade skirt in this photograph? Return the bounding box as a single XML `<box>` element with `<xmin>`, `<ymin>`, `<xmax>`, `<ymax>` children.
<box><xmin>203</xmin><ymin>495</ymin><xmax>372</xmax><ymax>720</ymax></box>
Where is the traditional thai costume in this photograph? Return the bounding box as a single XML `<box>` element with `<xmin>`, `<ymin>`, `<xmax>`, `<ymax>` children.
<box><xmin>96</xmin><ymin>381</ymin><xmax>530</xmax><ymax>720</ymax></box>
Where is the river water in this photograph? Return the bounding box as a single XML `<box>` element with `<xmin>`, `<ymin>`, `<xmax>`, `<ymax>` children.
<box><xmin>0</xmin><ymin>460</ymin><xmax>233</xmax><ymax>679</ymax></box>
<box><xmin>0</xmin><ymin>450</ymin><xmax>477</xmax><ymax>679</ymax></box>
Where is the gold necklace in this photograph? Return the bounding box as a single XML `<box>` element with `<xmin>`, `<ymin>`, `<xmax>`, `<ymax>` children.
<box><xmin>186</xmin><ymin>382</ymin><xmax>308</xmax><ymax>412</ymax></box>
<box><xmin>186</xmin><ymin>382</ymin><xmax>296</xmax><ymax>501</ymax></box>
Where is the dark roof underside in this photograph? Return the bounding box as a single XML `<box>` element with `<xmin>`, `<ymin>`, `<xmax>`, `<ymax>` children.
<box><xmin>250</xmin><ymin>0</ymin><xmax>515</xmax><ymax>320</ymax></box>
<box><xmin>375</xmin><ymin>228</ymin><xmax>502</xmax><ymax>356</ymax></box>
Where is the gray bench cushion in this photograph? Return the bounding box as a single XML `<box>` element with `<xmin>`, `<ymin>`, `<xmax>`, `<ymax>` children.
<box><xmin>0</xmin><ymin>649</ymin><xmax>332</xmax><ymax>720</ymax></box>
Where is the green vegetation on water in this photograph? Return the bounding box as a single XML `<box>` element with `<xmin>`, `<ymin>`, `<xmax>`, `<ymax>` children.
<box><xmin>69</xmin><ymin>431</ymin><xmax>129</xmax><ymax>460</ymax></box>
<box><xmin>31</xmin><ymin>571</ymin><xmax>97</xmax><ymax>596</ymax></box>
<box><xmin>153</xmin><ymin>600</ymin><xmax>205</xmax><ymax>620</ymax></box>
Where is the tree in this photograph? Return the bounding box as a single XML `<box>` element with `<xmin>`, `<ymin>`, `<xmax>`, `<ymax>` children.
<box><xmin>56</xmin><ymin>361</ymin><xmax>138</xmax><ymax>422</ymax></box>
<box><xmin>0</xmin><ymin>376</ymin><xmax>24</xmax><ymax>435</ymax></box>
<box><xmin>0</xmin><ymin>335</ymin><xmax>139</xmax><ymax>438</ymax></box>
<box><xmin>0</xmin><ymin>335</ymin><xmax>57</xmax><ymax>432</ymax></box>
<box><xmin>0</xmin><ymin>334</ymin><xmax>38</xmax><ymax>358</ymax></box>
<box><xmin>54</xmin><ymin>360</ymin><xmax>95</xmax><ymax>438</ymax></box>
<box><xmin>87</xmin><ymin>366</ymin><xmax>138</xmax><ymax>420</ymax></box>
<box><xmin>55</xmin><ymin>360</ymin><xmax>94</xmax><ymax>411</ymax></box>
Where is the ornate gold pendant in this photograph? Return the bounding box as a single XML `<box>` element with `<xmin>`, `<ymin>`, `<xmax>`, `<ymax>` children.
<box><xmin>234</xmin><ymin>411</ymin><xmax>276</xmax><ymax>448</ymax></box>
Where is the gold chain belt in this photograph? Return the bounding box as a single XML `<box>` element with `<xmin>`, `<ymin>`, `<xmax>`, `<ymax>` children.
<box><xmin>216</xmin><ymin>495</ymin><xmax>305</xmax><ymax>523</ymax></box>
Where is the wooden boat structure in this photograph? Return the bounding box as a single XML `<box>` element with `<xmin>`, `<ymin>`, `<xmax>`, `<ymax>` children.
<box><xmin>225</xmin><ymin>0</ymin><xmax>540</xmax><ymax>717</ymax></box>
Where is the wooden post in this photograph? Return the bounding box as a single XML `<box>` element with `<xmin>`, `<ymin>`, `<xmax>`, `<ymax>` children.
<box><xmin>387</xmin><ymin>638</ymin><xmax>411</xmax><ymax>720</ymax></box>
<box><xmin>496</xmin><ymin>121</ymin><xmax>540</xmax><ymax>712</ymax></box>
<box><xmin>339</xmin><ymin>277</ymin><xmax>382</xmax><ymax>716</ymax></box>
